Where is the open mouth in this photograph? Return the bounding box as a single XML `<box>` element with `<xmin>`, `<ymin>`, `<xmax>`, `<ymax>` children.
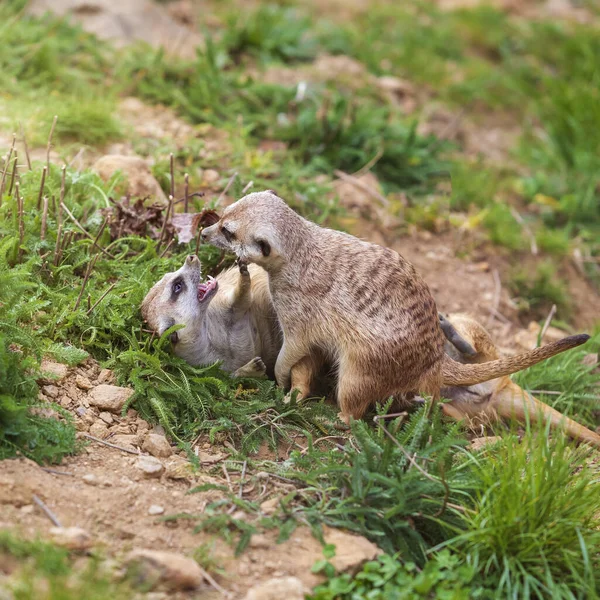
<box><xmin>197</xmin><ymin>276</ymin><xmax>218</xmax><ymax>302</ymax></box>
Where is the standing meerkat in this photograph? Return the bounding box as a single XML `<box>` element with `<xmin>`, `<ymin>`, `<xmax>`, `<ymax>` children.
<box><xmin>201</xmin><ymin>191</ymin><xmax>590</xmax><ymax>424</ymax></box>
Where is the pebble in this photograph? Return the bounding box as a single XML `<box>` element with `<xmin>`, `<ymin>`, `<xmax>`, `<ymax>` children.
<box><xmin>148</xmin><ymin>505</ymin><xmax>165</xmax><ymax>516</ymax></box>
<box><xmin>49</xmin><ymin>526</ymin><xmax>92</xmax><ymax>552</ymax></box>
<box><xmin>125</xmin><ymin>549</ymin><xmax>204</xmax><ymax>590</ymax></box>
<box><xmin>136</xmin><ymin>455</ymin><xmax>165</xmax><ymax>478</ymax></box>
<box><xmin>82</xmin><ymin>474</ymin><xmax>99</xmax><ymax>486</ymax></box>
<box><xmin>244</xmin><ymin>577</ymin><xmax>305</xmax><ymax>600</ymax></box>
<box><xmin>42</xmin><ymin>385</ymin><xmax>60</xmax><ymax>399</ymax></box>
<box><xmin>99</xmin><ymin>411</ymin><xmax>114</xmax><ymax>425</ymax></box>
<box><xmin>89</xmin><ymin>384</ymin><xmax>134</xmax><ymax>413</ymax></box>
<box><xmin>76</xmin><ymin>375</ymin><xmax>94</xmax><ymax>390</ymax></box>
<box><xmin>89</xmin><ymin>422</ymin><xmax>108</xmax><ymax>439</ymax></box>
<box><xmin>143</xmin><ymin>434</ymin><xmax>173</xmax><ymax>458</ymax></box>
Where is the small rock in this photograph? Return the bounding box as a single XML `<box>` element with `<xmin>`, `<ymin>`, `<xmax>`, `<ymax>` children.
<box><xmin>148</xmin><ymin>505</ymin><xmax>165</xmax><ymax>515</ymax></box>
<box><xmin>470</xmin><ymin>436</ymin><xmax>503</xmax><ymax>451</ymax></box>
<box><xmin>99</xmin><ymin>411</ymin><xmax>114</xmax><ymax>425</ymax></box>
<box><xmin>49</xmin><ymin>527</ymin><xmax>92</xmax><ymax>552</ymax></box>
<box><xmin>244</xmin><ymin>577</ymin><xmax>306</xmax><ymax>600</ymax></box>
<box><xmin>249</xmin><ymin>534</ymin><xmax>270</xmax><ymax>549</ymax></box>
<box><xmin>89</xmin><ymin>384</ymin><xmax>134</xmax><ymax>413</ymax></box>
<box><xmin>59</xmin><ymin>395</ymin><xmax>72</xmax><ymax>408</ymax></box>
<box><xmin>260</xmin><ymin>497</ymin><xmax>280</xmax><ymax>515</ymax></box>
<box><xmin>136</xmin><ymin>418</ymin><xmax>150</xmax><ymax>433</ymax></box>
<box><xmin>97</xmin><ymin>368</ymin><xmax>113</xmax><ymax>384</ymax></box>
<box><xmin>76</xmin><ymin>374</ymin><xmax>93</xmax><ymax>390</ymax></box>
<box><xmin>20</xmin><ymin>504</ymin><xmax>34</xmax><ymax>515</ymax></box>
<box><xmin>198</xmin><ymin>450</ymin><xmax>226</xmax><ymax>465</ymax></box>
<box><xmin>82</xmin><ymin>474</ymin><xmax>99</xmax><ymax>486</ymax></box>
<box><xmin>42</xmin><ymin>385</ymin><xmax>59</xmax><ymax>399</ymax></box>
<box><xmin>110</xmin><ymin>434</ymin><xmax>139</xmax><ymax>450</ymax></box>
<box><xmin>136</xmin><ymin>455</ymin><xmax>164</xmax><ymax>478</ymax></box>
<box><xmin>93</xmin><ymin>155</ymin><xmax>167</xmax><ymax>203</ymax></box>
<box><xmin>203</xmin><ymin>168</ymin><xmax>220</xmax><ymax>184</ymax></box>
<box><xmin>165</xmin><ymin>456</ymin><xmax>194</xmax><ymax>480</ymax></box>
<box><xmin>76</xmin><ymin>406</ymin><xmax>87</xmax><ymax>418</ymax></box>
<box><xmin>125</xmin><ymin>549</ymin><xmax>204</xmax><ymax>591</ymax></box>
<box><xmin>325</xmin><ymin>528</ymin><xmax>381</xmax><ymax>575</ymax></box>
<box><xmin>89</xmin><ymin>422</ymin><xmax>109</xmax><ymax>439</ymax></box>
<box><xmin>582</xmin><ymin>353</ymin><xmax>599</xmax><ymax>370</ymax></box>
<box><xmin>38</xmin><ymin>360</ymin><xmax>69</xmax><ymax>384</ymax></box>
<box><xmin>143</xmin><ymin>434</ymin><xmax>172</xmax><ymax>458</ymax></box>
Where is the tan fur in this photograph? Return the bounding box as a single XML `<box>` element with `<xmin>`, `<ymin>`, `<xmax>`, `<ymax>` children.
<box><xmin>201</xmin><ymin>191</ymin><xmax>590</xmax><ymax>423</ymax></box>
<box><xmin>441</xmin><ymin>314</ymin><xmax>600</xmax><ymax>449</ymax></box>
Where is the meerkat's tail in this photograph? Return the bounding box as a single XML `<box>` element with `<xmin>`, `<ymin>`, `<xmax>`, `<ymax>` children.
<box><xmin>441</xmin><ymin>333</ymin><xmax>590</xmax><ymax>386</ymax></box>
<box><xmin>493</xmin><ymin>384</ymin><xmax>600</xmax><ymax>449</ymax></box>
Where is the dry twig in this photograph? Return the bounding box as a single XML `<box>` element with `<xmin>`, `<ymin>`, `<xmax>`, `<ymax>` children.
<box><xmin>538</xmin><ymin>304</ymin><xmax>557</xmax><ymax>347</ymax></box>
<box><xmin>41</xmin><ymin>197</ymin><xmax>49</xmax><ymax>241</ymax></box>
<box><xmin>33</xmin><ymin>494</ymin><xmax>62</xmax><ymax>527</ymax></box>
<box><xmin>74</xmin><ymin>254</ymin><xmax>98</xmax><ymax>310</ymax></box>
<box><xmin>19</xmin><ymin>123</ymin><xmax>32</xmax><ymax>170</ymax></box>
<box><xmin>86</xmin><ymin>282</ymin><xmax>116</xmax><ymax>315</ymax></box>
<box><xmin>46</xmin><ymin>115</ymin><xmax>58</xmax><ymax>172</ymax></box>
<box><xmin>60</xmin><ymin>202</ymin><xmax>114</xmax><ymax>258</ymax></box>
<box><xmin>83</xmin><ymin>433</ymin><xmax>139</xmax><ymax>455</ymax></box>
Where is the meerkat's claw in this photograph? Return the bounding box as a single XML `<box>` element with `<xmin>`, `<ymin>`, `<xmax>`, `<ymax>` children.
<box><xmin>236</xmin><ymin>257</ymin><xmax>249</xmax><ymax>275</ymax></box>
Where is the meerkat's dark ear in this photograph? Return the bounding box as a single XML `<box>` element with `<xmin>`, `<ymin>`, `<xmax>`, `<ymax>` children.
<box><xmin>256</xmin><ymin>239</ymin><xmax>271</xmax><ymax>257</ymax></box>
<box><xmin>197</xmin><ymin>209</ymin><xmax>221</xmax><ymax>228</ymax></box>
<box><xmin>265</xmin><ymin>189</ymin><xmax>278</xmax><ymax>196</ymax></box>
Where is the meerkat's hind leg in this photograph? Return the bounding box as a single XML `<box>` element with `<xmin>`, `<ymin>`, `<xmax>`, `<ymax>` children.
<box><xmin>283</xmin><ymin>353</ymin><xmax>322</xmax><ymax>404</ymax></box>
<box><xmin>234</xmin><ymin>356</ymin><xmax>267</xmax><ymax>378</ymax></box>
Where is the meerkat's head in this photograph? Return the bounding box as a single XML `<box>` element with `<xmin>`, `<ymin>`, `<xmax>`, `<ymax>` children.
<box><xmin>201</xmin><ymin>190</ymin><xmax>301</xmax><ymax>269</ymax></box>
<box><xmin>140</xmin><ymin>255</ymin><xmax>218</xmax><ymax>348</ymax></box>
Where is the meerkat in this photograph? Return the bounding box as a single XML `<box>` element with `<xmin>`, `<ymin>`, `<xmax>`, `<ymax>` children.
<box><xmin>200</xmin><ymin>191</ymin><xmax>590</xmax><ymax>424</ymax></box>
<box><xmin>440</xmin><ymin>313</ymin><xmax>600</xmax><ymax>449</ymax></box>
<box><xmin>140</xmin><ymin>254</ymin><xmax>281</xmax><ymax>378</ymax></box>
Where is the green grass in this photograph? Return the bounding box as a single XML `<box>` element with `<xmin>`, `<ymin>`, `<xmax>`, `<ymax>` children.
<box><xmin>440</xmin><ymin>427</ymin><xmax>600</xmax><ymax>599</ymax></box>
<box><xmin>508</xmin><ymin>261</ymin><xmax>571</xmax><ymax>320</ymax></box>
<box><xmin>0</xmin><ymin>531</ymin><xmax>136</xmax><ymax>600</ymax></box>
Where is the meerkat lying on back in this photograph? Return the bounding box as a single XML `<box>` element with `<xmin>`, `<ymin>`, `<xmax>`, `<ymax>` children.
<box><xmin>141</xmin><ymin>255</ymin><xmax>281</xmax><ymax>378</ymax></box>
<box><xmin>201</xmin><ymin>191</ymin><xmax>590</xmax><ymax>424</ymax></box>
<box><xmin>441</xmin><ymin>314</ymin><xmax>600</xmax><ymax>449</ymax></box>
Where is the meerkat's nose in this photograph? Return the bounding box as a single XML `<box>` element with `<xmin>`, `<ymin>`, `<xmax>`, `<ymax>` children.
<box><xmin>186</xmin><ymin>255</ymin><xmax>198</xmax><ymax>264</ymax></box>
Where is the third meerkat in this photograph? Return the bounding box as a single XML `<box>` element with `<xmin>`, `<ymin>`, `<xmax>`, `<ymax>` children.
<box><xmin>201</xmin><ymin>191</ymin><xmax>590</xmax><ymax>424</ymax></box>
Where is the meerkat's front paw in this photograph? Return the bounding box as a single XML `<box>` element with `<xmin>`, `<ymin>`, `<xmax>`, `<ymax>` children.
<box><xmin>233</xmin><ymin>356</ymin><xmax>266</xmax><ymax>378</ymax></box>
<box><xmin>236</xmin><ymin>258</ymin><xmax>249</xmax><ymax>276</ymax></box>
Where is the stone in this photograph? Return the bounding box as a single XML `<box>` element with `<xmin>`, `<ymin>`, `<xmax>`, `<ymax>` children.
<box><xmin>88</xmin><ymin>421</ymin><xmax>109</xmax><ymax>439</ymax></box>
<box><xmin>125</xmin><ymin>549</ymin><xmax>204</xmax><ymax>591</ymax></box>
<box><xmin>244</xmin><ymin>577</ymin><xmax>305</xmax><ymax>600</ymax></box>
<box><xmin>75</xmin><ymin>374</ymin><xmax>93</xmax><ymax>390</ymax></box>
<box><xmin>99</xmin><ymin>411</ymin><xmax>114</xmax><ymax>425</ymax></box>
<box><xmin>148</xmin><ymin>505</ymin><xmax>165</xmax><ymax>515</ymax></box>
<box><xmin>97</xmin><ymin>368</ymin><xmax>113</xmax><ymax>384</ymax></box>
<box><xmin>325</xmin><ymin>528</ymin><xmax>381</xmax><ymax>575</ymax></box>
<box><xmin>89</xmin><ymin>384</ymin><xmax>134</xmax><ymax>413</ymax></box>
<box><xmin>198</xmin><ymin>450</ymin><xmax>226</xmax><ymax>465</ymax></box>
<box><xmin>82</xmin><ymin>474</ymin><xmax>99</xmax><ymax>486</ymax></box>
<box><xmin>38</xmin><ymin>360</ymin><xmax>69</xmax><ymax>384</ymax></box>
<box><xmin>110</xmin><ymin>434</ymin><xmax>139</xmax><ymax>450</ymax></box>
<box><xmin>49</xmin><ymin>527</ymin><xmax>92</xmax><ymax>551</ymax></box>
<box><xmin>136</xmin><ymin>455</ymin><xmax>164</xmax><ymax>478</ymax></box>
<box><xmin>202</xmin><ymin>169</ymin><xmax>220</xmax><ymax>184</ymax></box>
<box><xmin>470</xmin><ymin>436</ymin><xmax>503</xmax><ymax>451</ymax></box>
<box><xmin>143</xmin><ymin>434</ymin><xmax>173</xmax><ymax>458</ymax></box>
<box><xmin>42</xmin><ymin>385</ymin><xmax>59</xmax><ymax>399</ymax></box>
<box><xmin>260</xmin><ymin>497</ymin><xmax>280</xmax><ymax>515</ymax></box>
<box><xmin>92</xmin><ymin>155</ymin><xmax>167</xmax><ymax>203</ymax></box>
<box><xmin>164</xmin><ymin>456</ymin><xmax>194</xmax><ymax>480</ymax></box>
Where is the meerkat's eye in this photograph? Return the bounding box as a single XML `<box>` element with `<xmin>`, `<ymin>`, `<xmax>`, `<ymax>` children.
<box><xmin>172</xmin><ymin>278</ymin><xmax>184</xmax><ymax>295</ymax></box>
<box><xmin>221</xmin><ymin>225</ymin><xmax>235</xmax><ymax>241</ymax></box>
